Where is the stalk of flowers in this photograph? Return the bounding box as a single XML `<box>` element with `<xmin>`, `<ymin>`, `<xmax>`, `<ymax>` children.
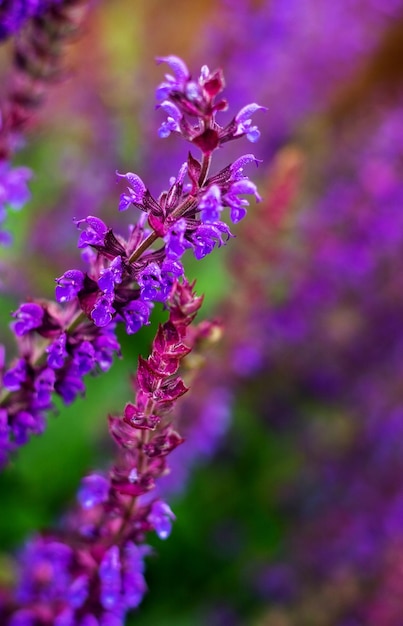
<box><xmin>0</xmin><ymin>279</ymin><xmax>218</xmax><ymax>626</ymax></box>
<box><xmin>0</xmin><ymin>55</ymin><xmax>264</xmax><ymax>466</ymax></box>
<box><xmin>0</xmin><ymin>0</ymin><xmax>92</xmax><ymax>244</ymax></box>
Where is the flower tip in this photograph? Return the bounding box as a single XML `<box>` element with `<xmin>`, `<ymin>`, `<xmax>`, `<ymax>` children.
<box><xmin>155</xmin><ymin>55</ymin><xmax>189</xmax><ymax>81</ymax></box>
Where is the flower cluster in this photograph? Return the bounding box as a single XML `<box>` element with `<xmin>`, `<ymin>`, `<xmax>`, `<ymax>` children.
<box><xmin>0</xmin><ymin>55</ymin><xmax>263</xmax><ymax>465</ymax></box>
<box><xmin>0</xmin><ymin>280</ymin><xmax>217</xmax><ymax>625</ymax></box>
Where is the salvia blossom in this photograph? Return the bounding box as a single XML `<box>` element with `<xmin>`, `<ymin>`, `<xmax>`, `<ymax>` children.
<box><xmin>0</xmin><ymin>55</ymin><xmax>262</xmax><ymax>465</ymax></box>
<box><xmin>0</xmin><ymin>280</ymin><xmax>219</xmax><ymax>625</ymax></box>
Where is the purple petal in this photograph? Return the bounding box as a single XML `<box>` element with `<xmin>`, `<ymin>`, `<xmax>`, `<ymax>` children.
<box><xmin>235</xmin><ymin>103</ymin><xmax>267</xmax><ymax>124</ymax></box>
<box><xmin>156</xmin><ymin>55</ymin><xmax>190</xmax><ymax>82</ymax></box>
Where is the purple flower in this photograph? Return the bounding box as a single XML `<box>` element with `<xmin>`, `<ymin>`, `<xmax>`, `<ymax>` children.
<box><xmin>122</xmin><ymin>543</ymin><xmax>150</xmax><ymax>609</ymax></box>
<box><xmin>78</xmin><ymin>474</ymin><xmax>110</xmax><ymax>509</ymax></box>
<box><xmin>147</xmin><ymin>500</ymin><xmax>176</xmax><ymax>539</ymax></box>
<box><xmin>16</xmin><ymin>539</ymin><xmax>73</xmax><ymax>604</ymax></box>
<box><xmin>98</xmin><ymin>256</ymin><xmax>124</xmax><ymax>293</ymax></box>
<box><xmin>92</xmin><ymin>328</ymin><xmax>121</xmax><ymax>371</ymax></box>
<box><xmin>33</xmin><ymin>367</ymin><xmax>55</xmax><ymax>409</ymax></box>
<box><xmin>99</xmin><ymin>546</ymin><xmax>122</xmax><ymax>611</ymax></box>
<box><xmin>0</xmin><ymin>163</ymin><xmax>31</xmax><ymax>210</ymax></box>
<box><xmin>11</xmin><ymin>302</ymin><xmax>44</xmax><ymax>336</ymax></box>
<box><xmin>55</xmin><ymin>364</ymin><xmax>86</xmax><ymax>404</ymax></box>
<box><xmin>230</xmin><ymin>154</ymin><xmax>261</xmax><ymax>178</ymax></box>
<box><xmin>137</xmin><ymin>262</ymin><xmax>162</xmax><ymax>301</ymax></box>
<box><xmin>72</xmin><ymin>341</ymin><xmax>95</xmax><ymax>376</ymax></box>
<box><xmin>191</xmin><ymin>222</ymin><xmax>233</xmax><ymax>259</ymax></box>
<box><xmin>156</xmin><ymin>100</ymin><xmax>183</xmax><ymax>138</ymax></box>
<box><xmin>46</xmin><ymin>333</ymin><xmax>68</xmax><ymax>369</ymax></box>
<box><xmin>3</xmin><ymin>358</ymin><xmax>27</xmax><ymax>391</ymax></box>
<box><xmin>164</xmin><ymin>218</ymin><xmax>191</xmax><ymax>259</ymax></box>
<box><xmin>120</xmin><ymin>300</ymin><xmax>152</xmax><ymax>335</ymax></box>
<box><xmin>66</xmin><ymin>576</ymin><xmax>89</xmax><ymax>610</ymax></box>
<box><xmin>74</xmin><ymin>216</ymin><xmax>108</xmax><ymax>248</ymax></box>
<box><xmin>234</xmin><ymin>103</ymin><xmax>267</xmax><ymax>142</ymax></box>
<box><xmin>12</xmin><ymin>411</ymin><xmax>40</xmax><ymax>445</ymax></box>
<box><xmin>155</xmin><ymin>55</ymin><xmax>190</xmax><ymax>101</ymax></box>
<box><xmin>199</xmin><ymin>185</ymin><xmax>223</xmax><ymax>223</ymax></box>
<box><xmin>55</xmin><ymin>270</ymin><xmax>85</xmax><ymax>303</ymax></box>
<box><xmin>224</xmin><ymin>179</ymin><xmax>261</xmax><ymax>223</ymax></box>
<box><xmin>116</xmin><ymin>171</ymin><xmax>147</xmax><ymax>211</ymax></box>
<box><xmin>91</xmin><ymin>293</ymin><xmax>116</xmax><ymax>327</ymax></box>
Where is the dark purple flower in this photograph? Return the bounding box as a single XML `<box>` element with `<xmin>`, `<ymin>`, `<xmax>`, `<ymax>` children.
<box><xmin>234</xmin><ymin>103</ymin><xmax>267</xmax><ymax>142</ymax></box>
<box><xmin>33</xmin><ymin>367</ymin><xmax>55</xmax><ymax>409</ymax></box>
<box><xmin>137</xmin><ymin>262</ymin><xmax>163</xmax><ymax>301</ymax></box>
<box><xmin>224</xmin><ymin>179</ymin><xmax>261</xmax><ymax>223</ymax></box>
<box><xmin>98</xmin><ymin>256</ymin><xmax>124</xmax><ymax>293</ymax></box>
<box><xmin>116</xmin><ymin>171</ymin><xmax>147</xmax><ymax>210</ymax></box>
<box><xmin>3</xmin><ymin>358</ymin><xmax>27</xmax><ymax>391</ymax></box>
<box><xmin>92</xmin><ymin>327</ymin><xmax>121</xmax><ymax>371</ymax></box>
<box><xmin>164</xmin><ymin>218</ymin><xmax>191</xmax><ymax>259</ymax></box>
<box><xmin>12</xmin><ymin>411</ymin><xmax>40</xmax><ymax>445</ymax></box>
<box><xmin>122</xmin><ymin>543</ymin><xmax>150</xmax><ymax>609</ymax></box>
<box><xmin>120</xmin><ymin>300</ymin><xmax>152</xmax><ymax>335</ymax></box>
<box><xmin>199</xmin><ymin>185</ymin><xmax>223</xmax><ymax>223</ymax></box>
<box><xmin>147</xmin><ymin>500</ymin><xmax>176</xmax><ymax>539</ymax></box>
<box><xmin>11</xmin><ymin>302</ymin><xmax>44</xmax><ymax>336</ymax></box>
<box><xmin>55</xmin><ymin>270</ymin><xmax>85</xmax><ymax>303</ymax></box>
<box><xmin>16</xmin><ymin>539</ymin><xmax>73</xmax><ymax>604</ymax></box>
<box><xmin>91</xmin><ymin>293</ymin><xmax>115</xmax><ymax>327</ymax></box>
<box><xmin>74</xmin><ymin>216</ymin><xmax>108</xmax><ymax>248</ymax></box>
<box><xmin>156</xmin><ymin>100</ymin><xmax>183</xmax><ymax>138</ymax></box>
<box><xmin>155</xmin><ymin>55</ymin><xmax>190</xmax><ymax>101</ymax></box>
<box><xmin>72</xmin><ymin>341</ymin><xmax>95</xmax><ymax>376</ymax></box>
<box><xmin>0</xmin><ymin>162</ymin><xmax>31</xmax><ymax>211</ymax></box>
<box><xmin>78</xmin><ymin>474</ymin><xmax>110</xmax><ymax>509</ymax></box>
<box><xmin>46</xmin><ymin>333</ymin><xmax>68</xmax><ymax>369</ymax></box>
<box><xmin>55</xmin><ymin>364</ymin><xmax>86</xmax><ymax>404</ymax></box>
<box><xmin>99</xmin><ymin>546</ymin><xmax>122</xmax><ymax>611</ymax></box>
<box><xmin>191</xmin><ymin>222</ymin><xmax>233</xmax><ymax>259</ymax></box>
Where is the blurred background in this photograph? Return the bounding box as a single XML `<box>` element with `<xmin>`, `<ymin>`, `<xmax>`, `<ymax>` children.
<box><xmin>2</xmin><ymin>0</ymin><xmax>403</xmax><ymax>624</ymax></box>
